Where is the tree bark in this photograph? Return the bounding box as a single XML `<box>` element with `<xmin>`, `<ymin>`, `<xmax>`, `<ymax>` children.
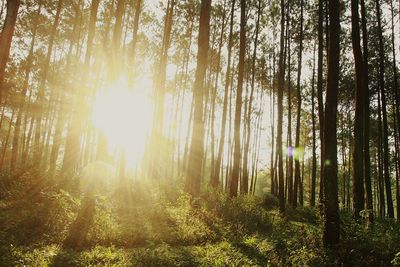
<box><xmin>323</xmin><ymin>0</ymin><xmax>340</xmax><ymax>247</ymax></box>
<box><xmin>276</xmin><ymin>0</ymin><xmax>286</xmax><ymax>212</ymax></box>
<box><xmin>0</xmin><ymin>0</ymin><xmax>20</xmax><ymax>103</ymax></box>
<box><xmin>242</xmin><ymin>0</ymin><xmax>261</xmax><ymax>194</ymax></box>
<box><xmin>33</xmin><ymin>0</ymin><xmax>63</xmax><ymax>167</ymax></box>
<box><xmin>62</xmin><ymin>0</ymin><xmax>100</xmax><ymax>173</ymax></box>
<box><xmin>293</xmin><ymin>0</ymin><xmax>304</xmax><ymax>207</ymax></box>
<box><xmin>10</xmin><ymin>1</ymin><xmax>42</xmax><ymax>171</ymax></box>
<box><xmin>375</xmin><ymin>0</ymin><xmax>395</xmax><ymax>218</ymax></box>
<box><xmin>351</xmin><ymin>0</ymin><xmax>365</xmax><ymax>219</ymax></box>
<box><xmin>186</xmin><ymin>0</ymin><xmax>212</xmax><ymax>197</ymax></box>
<box><xmin>212</xmin><ymin>0</ymin><xmax>235</xmax><ymax>187</ymax></box>
<box><xmin>360</xmin><ymin>0</ymin><xmax>373</xmax><ymax>224</ymax></box>
<box><xmin>229</xmin><ymin>0</ymin><xmax>246</xmax><ymax>197</ymax></box>
<box><xmin>317</xmin><ymin>0</ymin><xmax>325</xmax><ymax>204</ymax></box>
<box><xmin>311</xmin><ymin>42</ymin><xmax>317</xmax><ymax>207</ymax></box>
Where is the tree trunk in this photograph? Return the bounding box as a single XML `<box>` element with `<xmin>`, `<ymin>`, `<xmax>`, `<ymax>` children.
<box><xmin>311</xmin><ymin>42</ymin><xmax>317</xmax><ymax>207</ymax></box>
<box><xmin>360</xmin><ymin>0</ymin><xmax>373</xmax><ymax>224</ymax></box>
<box><xmin>0</xmin><ymin>0</ymin><xmax>20</xmax><ymax>103</ymax></box>
<box><xmin>150</xmin><ymin>0</ymin><xmax>175</xmax><ymax>179</ymax></box>
<box><xmin>375</xmin><ymin>0</ymin><xmax>395</xmax><ymax>218</ymax></box>
<box><xmin>293</xmin><ymin>0</ymin><xmax>304</xmax><ymax>208</ymax></box>
<box><xmin>351</xmin><ymin>0</ymin><xmax>365</xmax><ymax>219</ymax></box>
<box><xmin>185</xmin><ymin>0</ymin><xmax>212</xmax><ymax>197</ymax></box>
<box><xmin>62</xmin><ymin>0</ymin><xmax>100</xmax><ymax>173</ymax></box>
<box><xmin>317</xmin><ymin>0</ymin><xmax>325</xmax><ymax>204</ymax></box>
<box><xmin>229</xmin><ymin>0</ymin><xmax>246</xmax><ymax>197</ymax></box>
<box><xmin>390</xmin><ymin>0</ymin><xmax>399</xmax><ymax>221</ymax></box>
<box><xmin>323</xmin><ymin>0</ymin><xmax>340</xmax><ymax>247</ymax></box>
<box><xmin>130</xmin><ymin>0</ymin><xmax>142</xmax><ymax>71</ymax></box>
<box><xmin>209</xmin><ymin>1</ymin><xmax>227</xmax><ymax>186</ymax></box>
<box><xmin>286</xmin><ymin>1</ymin><xmax>293</xmax><ymax>204</ymax></box>
<box><xmin>212</xmin><ymin>0</ymin><xmax>235</xmax><ymax>187</ymax></box>
<box><xmin>276</xmin><ymin>0</ymin><xmax>286</xmax><ymax>212</ymax></box>
<box><xmin>377</xmin><ymin>88</ymin><xmax>385</xmax><ymax>218</ymax></box>
<box><xmin>10</xmin><ymin>1</ymin><xmax>42</xmax><ymax>171</ymax></box>
<box><xmin>33</xmin><ymin>0</ymin><xmax>63</xmax><ymax>166</ymax></box>
<box><xmin>271</xmin><ymin>52</ymin><xmax>276</xmax><ymax>195</ymax></box>
<box><xmin>242</xmin><ymin>0</ymin><xmax>261</xmax><ymax>194</ymax></box>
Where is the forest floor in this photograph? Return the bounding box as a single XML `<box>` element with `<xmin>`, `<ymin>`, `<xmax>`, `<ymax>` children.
<box><xmin>0</xmin><ymin>170</ymin><xmax>400</xmax><ymax>266</ymax></box>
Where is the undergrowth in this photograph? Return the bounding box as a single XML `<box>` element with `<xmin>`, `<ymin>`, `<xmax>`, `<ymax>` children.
<box><xmin>0</xmin><ymin>170</ymin><xmax>399</xmax><ymax>266</ymax></box>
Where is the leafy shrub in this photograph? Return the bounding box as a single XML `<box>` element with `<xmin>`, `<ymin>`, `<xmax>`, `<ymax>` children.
<box><xmin>86</xmin><ymin>196</ymin><xmax>121</xmax><ymax>246</ymax></box>
<box><xmin>166</xmin><ymin>194</ymin><xmax>216</xmax><ymax>245</ymax></box>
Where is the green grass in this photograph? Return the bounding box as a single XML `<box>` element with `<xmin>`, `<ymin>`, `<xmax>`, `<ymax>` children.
<box><xmin>0</xmin><ymin>171</ymin><xmax>399</xmax><ymax>266</ymax></box>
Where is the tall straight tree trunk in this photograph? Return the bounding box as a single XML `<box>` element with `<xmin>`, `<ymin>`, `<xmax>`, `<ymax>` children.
<box><xmin>391</xmin><ymin>0</ymin><xmax>400</xmax><ymax>221</ymax></box>
<box><xmin>33</xmin><ymin>0</ymin><xmax>63</xmax><ymax>167</ymax></box>
<box><xmin>177</xmin><ymin>26</ymin><xmax>194</xmax><ymax>175</ymax></box>
<box><xmin>242</xmin><ymin>0</ymin><xmax>261</xmax><ymax>194</ymax></box>
<box><xmin>311</xmin><ymin>42</ymin><xmax>317</xmax><ymax>207</ymax></box>
<box><xmin>0</xmin><ymin>0</ymin><xmax>20</xmax><ymax>103</ymax></box>
<box><xmin>276</xmin><ymin>0</ymin><xmax>286</xmax><ymax>212</ymax></box>
<box><xmin>360</xmin><ymin>0</ymin><xmax>373</xmax><ymax>223</ymax></box>
<box><xmin>225</xmin><ymin>63</ymin><xmax>235</xmax><ymax>190</ymax></box>
<box><xmin>51</xmin><ymin>0</ymin><xmax>84</xmax><ymax>174</ymax></box>
<box><xmin>0</xmin><ymin>110</ymin><xmax>15</xmax><ymax>168</ymax></box>
<box><xmin>130</xmin><ymin>0</ymin><xmax>142</xmax><ymax>72</ymax></box>
<box><xmin>351</xmin><ymin>0</ymin><xmax>365</xmax><ymax>219</ymax></box>
<box><xmin>212</xmin><ymin>0</ymin><xmax>235</xmax><ymax>187</ymax></box>
<box><xmin>323</xmin><ymin>0</ymin><xmax>340</xmax><ymax>247</ymax></box>
<box><xmin>375</xmin><ymin>0</ymin><xmax>395</xmax><ymax>218</ymax></box>
<box><xmin>210</xmin><ymin>2</ymin><xmax>227</xmax><ymax>184</ymax></box>
<box><xmin>286</xmin><ymin>1</ymin><xmax>293</xmax><ymax>204</ymax></box>
<box><xmin>377</xmin><ymin>88</ymin><xmax>385</xmax><ymax>217</ymax></box>
<box><xmin>271</xmin><ymin>52</ymin><xmax>276</xmax><ymax>195</ymax></box>
<box><xmin>150</xmin><ymin>0</ymin><xmax>175</xmax><ymax>179</ymax></box>
<box><xmin>229</xmin><ymin>0</ymin><xmax>246</xmax><ymax>197</ymax></box>
<box><xmin>182</xmin><ymin>98</ymin><xmax>194</xmax><ymax>173</ymax></box>
<box><xmin>317</xmin><ymin>0</ymin><xmax>325</xmax><ymax>204</ymax></box>
<box><xmin>62</xmin><ymin>0</ymin><xmax>100</xmax><ymax>173</ymax></box>
<box><xmin>185</xmin><ymin>0</ymin><xmax>212</xmax><ymax>197</ymax></box>
<box><xmin>10</xmin><ymin>1</ymin><xmax>42</xmax><ymax>171</ymax></box>
<box><xmin>293</xmin><ymin>0</ymin><xmax>304</xmax><ymax>207</ymax></box>
<box><xmin>109</xmin><ymin>0</ymin><xmax>125</xmax><ymax>77</ymax></box>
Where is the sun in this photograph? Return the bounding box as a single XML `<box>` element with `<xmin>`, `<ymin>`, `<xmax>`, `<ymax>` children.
<box><xmin>92</xmin><ymin>77</ymin><xmax>154</xmax><ymax>168</ymax></box>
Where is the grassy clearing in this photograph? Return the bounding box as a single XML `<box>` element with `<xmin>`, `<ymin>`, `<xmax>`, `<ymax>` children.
<box><xmin>0</xmin><ymin>171</ymin><xmax>399</xmax><ymax>266</ymax></box>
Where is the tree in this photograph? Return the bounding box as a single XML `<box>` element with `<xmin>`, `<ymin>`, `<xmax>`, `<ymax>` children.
<box><xmin>150</xmin><ymin>0</ymin><xmax>175</xmax><ymax>179</ymax></box>
<box><xmin>310</xmin><ymin>42</ymin><xmax>317</xmax><ymax>207</ymax></box>
<box><xmin>130</xmin><ymin>0</ymin><xmax>143</xmax><ymax>73</ymax></box>
<box><xmin>10</xmin><ymin>0</ymin><xmax>42</xmax><ymax>171</ymax></box>
<box><xmin>212</xmin><ymin>0</ymin><xmax>235</xmax><ymax>188</ymax></box>
<box><xmin>323</xmin><ymin>0</ymin><xmax>340</xmax><ymax>247</ymax></box>
<box><xmin>186</xmin><ymin>0</ymin><xmax>212</xmax><ymax>197</ymax></box>
<box><xmin>293</xmin><ymin>0</ymin><xmax>304</xmax><ymax>207</ymax></box>
<box><xmin>0</xmin><ymin>0</ymin><xmax>21</xmax><ymax>103</ymax></box>
<box><xmin>229</xmin><ymin>0</ymin><xmax>246</xmax><ymax>197</ymax></box>
<box><xmin>375</xmin><ymin>0</ymin><xmax>394</xmax><ymax>218</ymax></box>
<box><xmin>317</xmin><ymin>0</ymin><xmax>325</xmax><ymax>204</ymax></box>
<box><xmin>351</xmin><ymin>0</ymin><xmax>365</xmax><ymax>219</ymax></box>
<box><xmin>276</xmin><ymin>0</ymin><xmax>286</xmax><ymax>212</ymax></box>
<box><xmin>242</xmin><ymin>0</ymin><xmax>262</xmax><ymax>194</ymax></box>
<box><xmin>62</xmin><ymin>0</ymin><xmax>100</xmax><ymax>174</ymax></box>
<box><xmin>360</xmin><ymin>0</ymin><xmax>373</xmax><ymax>224</ymax></box>
<box><xmin>33</xmin><ymin>0</ymin><xmax>64</xmax><ymax>166</ymax></box>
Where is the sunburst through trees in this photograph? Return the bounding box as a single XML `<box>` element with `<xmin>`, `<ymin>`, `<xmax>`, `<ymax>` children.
<box><xmin>0</xmin><ymin>0</ymin><xmax>400</xmax><ymax>260</ymax></box>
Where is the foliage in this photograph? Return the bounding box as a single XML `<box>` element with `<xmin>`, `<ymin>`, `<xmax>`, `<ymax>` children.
<box><xmin>0</xmin><ymin>173</ymin><xmax>400</xmax><ymax>266</ymax></box>
<box><xmin>392</xmin><ymin>251</ymin><xmax>400</xmax><ymax>266</ymax></box>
